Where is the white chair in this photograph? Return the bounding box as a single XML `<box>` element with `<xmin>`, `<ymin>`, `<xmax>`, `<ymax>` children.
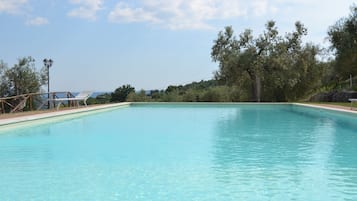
<box><xmin>50</xmin><ymin>91</ymin><xmax>92</xmax><ymax>110</ymax></box>
<box><xmin>348</xmin><ymin>98</ymin><xmax>357</xmax><ymax>109</ymax></box>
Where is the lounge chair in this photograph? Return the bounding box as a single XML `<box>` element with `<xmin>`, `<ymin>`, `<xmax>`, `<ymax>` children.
<box><xmin>50</xmin><ymin>91</ymin><xmax>92</xmax><ymax>110</ymax></box>
<box><xmin>349</xmin><ymin>98</ymin><xmax>357</xmax><ymax>110</ymax></box>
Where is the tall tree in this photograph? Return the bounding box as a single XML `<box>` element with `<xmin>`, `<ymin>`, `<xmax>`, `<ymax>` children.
<box><xmin>212</xmin><ymin>21</ymin><xmax>322</xmax><ymax>101</ymax></box>
<box><xmin>0</xmin><ymin>60</ymin><xmax>10</xmax><ymax>97</ymax></box>
<box><xmin>328</xmin><ymin>5</ymin><xmax>357</xmax><ymax>80</ymax></box>
<box><xmin>5</xmin><ymin>57</ymin><xmax>42</xmax><ymax>96</ymax></box>
<box><xmin>0</xmin><ymin>57</ymin><xmax>44</xmax><ymax>97</ymax></box>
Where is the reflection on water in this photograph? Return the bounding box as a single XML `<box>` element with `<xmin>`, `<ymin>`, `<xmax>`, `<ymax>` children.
<box><xmin>211</xmin><ymin>105</ymin><xmax>357</xmax><ymax>200</ymax></box>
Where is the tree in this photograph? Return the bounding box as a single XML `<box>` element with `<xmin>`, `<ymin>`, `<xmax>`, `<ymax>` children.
<box><xmin>111</xmin><ymin>84</ymin><xmax>135</xmax><ymax>102</ymax></box>
<box><xmin>212</xmin><ymin>22</ymin><xmax>282</xmax><ymax>101</ymax></box>
<box><xmin>126</xmin><ymin>90</ymin><xmax>151</xmax><ymax>102</ymax></box>
<box><xmin>86</xmin><ymin>93</ymin><xmax>112</xmax><ymax>104</ymax></box>
<box><xmin>328</xmin><ymin>5</ymin><xmax>357</xmax><ymax>80</ymax></box>
<box><xmin>0</xmin><ymin>60</ymin><xmax>10</xmax><ymax>97</ymax></box>
<box><xmin>0</xmin><ymin>57</ymin><xmax>44</xmax><ymax>97</ymax></box>
<box><xmin>211</xmin><ymin>21</ymin><xmax>322</xmax><ymax>101</ymax></box>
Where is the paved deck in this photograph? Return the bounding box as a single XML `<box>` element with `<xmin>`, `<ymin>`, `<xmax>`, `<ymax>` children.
<box><xmin>0</xmin><ymin>103</ymin><xmax>130</xmax><ymax>126</ymax></box>
<box><xmin>296</xmin><ymin>103</ymin><xmax>357</xmax><ymax>114</ymax></box>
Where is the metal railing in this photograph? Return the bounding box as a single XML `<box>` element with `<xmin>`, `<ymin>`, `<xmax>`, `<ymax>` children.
<box><xmin>0</xmin><ymin>92</ymin><xmax>75</xmax><ymax>114</ymax></box>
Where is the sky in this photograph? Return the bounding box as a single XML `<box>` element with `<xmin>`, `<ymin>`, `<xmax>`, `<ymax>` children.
<box><xmin>0</xmin><ymin>0</ymin><xmax>355</xmax><ymax>92</ymax></box>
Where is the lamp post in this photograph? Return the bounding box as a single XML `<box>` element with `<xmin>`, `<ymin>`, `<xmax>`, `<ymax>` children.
<box><xmin>43</xmin><ymin>58</ymin><xmax>53</xmax><ymax>109</ymax></box>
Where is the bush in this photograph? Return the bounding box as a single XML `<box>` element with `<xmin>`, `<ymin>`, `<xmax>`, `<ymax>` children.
<box><xmin>127</xmin><ymin>90</ymin><xmax>151</xmax><ymax>102</ymax></box>
<box><xmin>111</xmin><ymin>85</ymin><xmax>135</xmax><ymax>102</ymax></box>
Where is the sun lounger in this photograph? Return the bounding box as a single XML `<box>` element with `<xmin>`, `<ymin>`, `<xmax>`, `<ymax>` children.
<box><xmin>348</xmin><ymin>98</ymin><xmax>357</xmax><ymax>109</ymax></box>
<box><xmin>49</xmin><ymin>91</ymin><xmax>92</xmax><ymax>110</ymax></box>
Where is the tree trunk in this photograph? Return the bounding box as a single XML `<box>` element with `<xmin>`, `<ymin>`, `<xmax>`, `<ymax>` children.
<box><xmin>248</xmin><ymin>73</ymin><xmax>262</xmax><ymax>102</ymax></box>
<box><xmin>255</xmin><ymin>75</ymin><xmax>261</xmax><ymax>102</ymax></box>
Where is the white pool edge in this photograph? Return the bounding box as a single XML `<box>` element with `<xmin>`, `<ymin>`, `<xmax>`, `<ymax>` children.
<box><xmin>293</xmin><ymin>103</ymin><xmax>357</xmax><ymax>114</ymax></box>
<box><xmin>0</xmin><ymin>102</ymin><xmax>131</xmax><ymax>127</ymax></box>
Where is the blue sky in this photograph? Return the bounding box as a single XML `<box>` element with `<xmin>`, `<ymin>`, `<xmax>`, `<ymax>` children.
<box><xmin>0</xmin><ymin>0</ymin><xmax>355</xmax><ymax>92</ymax></box>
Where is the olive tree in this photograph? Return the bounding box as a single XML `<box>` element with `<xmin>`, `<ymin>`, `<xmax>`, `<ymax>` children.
<box><xmin>328</xmin><ymin>5</ymin><xmax>357</xmax><ymax>80</ymax></box>
<box><xmin>211</xmin><ymin>21</ymin><xmax>322</xmax><ymax>101</ymax></box>
<box><xmin>0</xmin><ymin>57</ymin><xmax>44</xmax><ymax>97</ymax></box>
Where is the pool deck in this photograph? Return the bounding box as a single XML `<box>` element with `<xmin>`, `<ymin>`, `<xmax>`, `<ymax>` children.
<box><xmin>0</xmin><ymin>103</ymin><xmax>130</xmax><ymax>126</ymax></box>
<box><xmin>296</xmin><ymin>103</ymin><xmax>357</xmax><ymax>114</ymax></box>
<box><xmin>0</xmin><ymin>102</ymin><xmax>356</xmax><ymax>126</ymax></box>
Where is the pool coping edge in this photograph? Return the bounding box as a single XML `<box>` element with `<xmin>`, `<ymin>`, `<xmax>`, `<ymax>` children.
<box><xmin>293</xmin><ymin>103</ymin><xmax>357</xmax><ymax>114</ymax></box>
<box><xmin>0</xmin><ymin>102</ymin><xmax>131</xmax><ymax>127</ymax></box>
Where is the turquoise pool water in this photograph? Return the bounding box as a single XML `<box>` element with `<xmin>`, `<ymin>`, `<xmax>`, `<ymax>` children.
<box><xmin>0</xmin><ymin>104</ymin><xmax>356</xmax><ymax>200</ymax></box>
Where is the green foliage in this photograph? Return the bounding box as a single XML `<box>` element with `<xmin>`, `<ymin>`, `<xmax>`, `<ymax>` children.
<box><xmin>149</xmin><ymin>90</ymin><xmax>162</xmax><ymax>100</ymax></box>
<box><xmin>211</xmin><ymin>21</ymin><xmax>323</xmax><ymax>101</ymax></box>
<box><xmin>96</xmin><ymin>93</ymin><xmax>112</xmax><ymax>103</ymax></box>
<box><xmin>201</xmin><ymin>86</ymin><xmax>230</xmax><ymax>102</ymax></box>
<box><xmin>328</xmin><ymin>5</ymin><xmax>357</xmax><ymax>80</ymax></box>
<box><xmin>182</xmin><ymin>89</ymin><xmax>200</xmax><ymax>102</ymax></box>
<box><xmin>0</xmin><ymin>57</ymin><xmax>44</xmax><ymax>97</ymax></box>
<box><xmin>87</xmin><ymin>93</ymin><xmax>112</xmax><ymax>105</ymax></box>
<box><xmin>111</xmin><ymin>85</ymin><xmax>135</xmax><ymax>102</ymax></box>
<box><xmin>0</xmin><ymin>60</ymin><xmax>9</xmax><ymax>97</ymax></box>
<box><xmin>126</xmin><ymin>90</ymin><xmax>152</xmax><ymax>102</ymax></box>
<box><xmin>122</xmin><ymin>81</ymin><xmax>251</xmax><ymax>103</ymax></box>
<box><xmin>161</xmin><ymin>90</ymin><xmax>183</xmax><ymax>102</ymax></box>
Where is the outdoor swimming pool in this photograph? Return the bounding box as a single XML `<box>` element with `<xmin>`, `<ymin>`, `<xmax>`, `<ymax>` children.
<box><xmin>0</xmin><ymin>103</ymin><xmax>356</xmax><ymax>200</ymax></box>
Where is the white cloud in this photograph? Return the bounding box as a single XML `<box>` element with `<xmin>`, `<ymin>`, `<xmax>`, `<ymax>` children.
<box><xmin>26</xmin><ymin>17</ymin><xmax>49</xmax><ymax>26</ymax></box>
<box><xmin>0</xmin><ymin>0</ymin><xmax>28</xmax><ymax>14</ymax></box>
<box><xmin>252</xmin><ymin>0</ymin><xmax>278</xmax><ymax>16</ymax></box>
<box><xmin>108</xmin><ymin>2</ymin><xmax>160</xmax><ymax>23</ymax></box>
<box><xmin>108</xmin><ymin>0</ymin><xmax>248</xmax><ymax>30</ymax></box>
<box><xmin>103</xmin><ymin>0</ymin><xmax>354</xmax><ymax>33</ymax></box>
<box><xmin>68</xmin><ymin>0</ymin><xmax>103</xmax><ymax>20</ymax></box>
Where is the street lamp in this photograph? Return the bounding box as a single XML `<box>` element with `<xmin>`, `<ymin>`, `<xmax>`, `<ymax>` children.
<box><xmin>43</xmin><ymin>58</ymin><xmax>53</xmax><ymax>109</ymax></box>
